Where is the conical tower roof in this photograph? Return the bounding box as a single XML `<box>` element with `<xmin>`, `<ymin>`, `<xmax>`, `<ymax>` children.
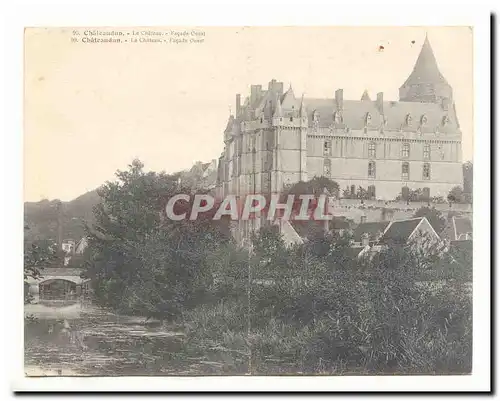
<box><xmin>402</xmin><ymin>35</ymin><xmax>448</xmax><ymax>87</ymax></box>
<box><xmin>360</xmin><ymin>89</ymin><xmax>371</xmax><ymax>101</ymax></box>
<box><xmin>299</xmin><ymin>94</ymin><xmax>307</xmax><ymax>117</ymax></box>
<box><xmin>273</xmin><ymin>94</ymin><xmax>283</xmax><ymax>118</ymax></box>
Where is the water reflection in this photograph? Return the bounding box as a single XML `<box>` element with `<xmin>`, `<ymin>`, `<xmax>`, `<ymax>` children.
<box><xmin>24</xmin><ymin>306</ymin><xmax>232</xmax><ymax>376</ymax></box>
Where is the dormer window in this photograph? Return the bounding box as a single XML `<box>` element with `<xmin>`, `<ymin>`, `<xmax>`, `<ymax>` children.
<box><xmin>365</xmin><ymin>112</ymin><xmax>372</xmax><ymax>125</ymax></box>
<box><xmin>313</xmin><ymin>110</ymin><xmax>320</xmax><ymax>122</ymax></box>
<box><xmin>405</xmin><ymin>114</ymin><xmax>412</xmax><ymax>126</ymax></box>
<box><xmin>420</xmin><ymin>114</ymin><xmax>428</xmax><ymax>125</ymax></box>
<box><xmin>334</xmin><ymin>111</ymin><xmax>342</xmax><ymax>124</ymax></box>
<box><xmin>442</xmin><ymin>115</ymin><xmax>450</xmax><ymax>126</ymax></box>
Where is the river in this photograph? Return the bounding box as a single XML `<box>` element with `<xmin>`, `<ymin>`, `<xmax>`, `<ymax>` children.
<box><xmin>24</xmin><ymin>302</ymin><xmax>246</xmax><ymax>376</ymax></box>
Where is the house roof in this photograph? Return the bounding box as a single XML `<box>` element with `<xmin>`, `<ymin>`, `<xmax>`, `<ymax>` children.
<box><xmin>453</xmin><ymin>216</ymin><xmax>472</xmax><ymax>240</ymax></box>
<box><xmin>378</xmin><ymin>217</ymin><xmax>423</xmax><ymax>244</ymax></box>
<box><xmin>450</xmin><ymin>239</ymin><xmax>473</xmax><ymax>253</ymax></box>
<box><xmin>353</xmin><ymin>221</ymin><xmax>390</xmax><ymax>242</ymax></box>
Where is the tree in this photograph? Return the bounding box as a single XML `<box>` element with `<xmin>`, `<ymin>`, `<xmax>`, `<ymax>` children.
<box><xmin>356</xmin><ymin>186</ymin><xmax>368</xmax><ymax>200</ymax></box>
<box><xmin>24</xmin><ymin>227</ymin><xmax>59</xmax><ymax>303</ymax></box>
<box><xmin>83</xmin><ymin>159</ymin><xmax>231</xmax><ymax>316</ymax></box>
<box><xmin>447</xmin><ymin>186</ymin><xmax>464</xmax><ymax>204</ymax></box>
<box><xmin>284</xmin><ymin>177</ymin><xmax>339</xmax><ymax>198</ymax></box>
<box><xmin>413</xmin><ymin>207</ymin><xmax>446</xmax><ymax>234</ymax></box>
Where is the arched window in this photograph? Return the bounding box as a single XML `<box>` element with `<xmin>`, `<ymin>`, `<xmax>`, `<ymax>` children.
<box><xmin>420</xmin><ymin>114</ymin><xmax>428</xmax><ymax>125</ymax></box>
<box><xmin>368</xmin><ymin>142</ymin><xmax>376</xmax><ymax>158</ymax></box>
<box><xmin>323</xmin><ymin>158</ymin><xmax>331</xmax><ymax>177</ymax></box>
<box><xmin>368</xmin><ymin>161</ymin><xmax>376</xmax><ymax>178</ymax></box>
<box><xmin>423</xmin><ymin>143</ymin><xmax>431</xmax><ymax>160</ymax></box>
<box><xmin>423</xmin><ymin>163</ymin><xmax>431</xmax><ymax>180</ymax></box>
<box><xmin>365</xmin><ymin>112</ymin><xmax>372</xmax><ymax>126</ymax></box>
<box><xmin>405</xmin><ymin>114</ymin><xmax>412</xmax><ymax>126</ymax></box>
<box><xmin>401</xmin><ymin>143</ymin><xmax>410</xmax><ymax>158</ymax></box>
<box><xmin>402</xmin><ymin>162</ymin><xmax>410</xmax><ymax>180</ymax></box>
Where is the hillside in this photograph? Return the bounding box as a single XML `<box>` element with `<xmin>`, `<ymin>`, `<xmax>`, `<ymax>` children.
<box><xmin>24</xmin><ymin>190</ymin><xmax>101</xmax><ymax>243</ymax></box>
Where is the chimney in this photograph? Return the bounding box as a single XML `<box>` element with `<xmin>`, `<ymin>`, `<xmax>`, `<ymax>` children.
<box><xmin>376</xmin><ymin>92</ymin><xmax>384</xmax><ymax>114</ymax></box>
<box><xmin>268</xmin><ymin>79</ymin><xmax>284</xmax><ymax>97</ymax></box>
<box><xmin>250</xmin><ymin>85</ymin><xmax>262</xmax><ymax>106</ymax></box>
<box><xmin>235</xmin><ymin>93</ymin><xmax>241</xmax><ymax>116</ymax></box>
<box><xmin>335</xmin><ymin>89</ymin><xmax>343</xmax><ymax>110</ymax></box>
<box><xmin>441</xmin><ymin>97</ymin><xmax>451</xmax><ymax>111</ymax></box>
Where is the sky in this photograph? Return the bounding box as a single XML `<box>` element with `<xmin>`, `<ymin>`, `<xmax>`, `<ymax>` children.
<box><xmin>24</xmin><ymin>26</ymin><xmax>473</xmax><ymax>202</ymax></box>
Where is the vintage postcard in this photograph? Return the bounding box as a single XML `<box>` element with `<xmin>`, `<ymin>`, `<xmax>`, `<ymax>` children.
<box><xmin>22</xmin><ymin>25</ymin><xmax>479</xmax><ymax>388</ymax></box>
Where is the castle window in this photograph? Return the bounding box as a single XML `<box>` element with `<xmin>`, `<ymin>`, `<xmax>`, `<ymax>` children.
<box><xmin>423</xmin><ymin>163</ymin><xmax>431</xmax><ymax>180</ymax></box>
<box><xmin>368</xmin><ymin>142</ymin><xmax>376</xmax><ymax>158</ymax></box>
<box><xmin>401</xmin><ymin>143</ymin><xmax>410</xmax><ymax>158</ymax></box>
<box><xmin>323</xmin><ymin>158</ymin><xmax>331</xmax><ymax>177</ymax></box>
<box><xmin>423</xmin><ymin>143</ymin><xmax>431</xmax><ymax>160</ymax></box>
<box><xmin>402</xmin><ymin>162</ymin><xmax>410</xmax><ymax>180</ymax></box>
<box><xmin>368</xmin><ymin>161</ymin><xmax>376</xmax><ymax>178</ymax></box>
<box><xmin>324</xmin><ymin>140</ymin><xmax>332</xmax><ymax>156</ymax></box>
<box><xmin>368</xmin><ymin>185</ymin><xmax>376</xmax><ymax>199</ymax></box>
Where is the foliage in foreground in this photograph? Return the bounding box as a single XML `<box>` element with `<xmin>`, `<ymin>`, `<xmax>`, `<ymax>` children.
<box><xmin>83</xmin><ymin>160</ymin><xmax>472</xmax><ymax>374</ymax></box>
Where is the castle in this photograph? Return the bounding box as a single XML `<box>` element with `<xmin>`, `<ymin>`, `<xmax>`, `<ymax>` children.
<box><xmin>215</xmin><ymin>36</ymin><xmax>464</xmax><ymax>223</ymax></box>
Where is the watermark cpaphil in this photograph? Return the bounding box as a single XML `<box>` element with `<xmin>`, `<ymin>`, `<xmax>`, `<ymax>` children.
<box><xmin>164</xmin><ymin>193</ymin><xmax>335</xmax><ymax>221</ymax></box>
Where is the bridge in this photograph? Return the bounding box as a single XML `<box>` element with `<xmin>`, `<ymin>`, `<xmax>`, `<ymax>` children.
<box><xmin>25</xmin><ymin>268</ymin><xmax>91</xmax><ymax>303</ymax></box>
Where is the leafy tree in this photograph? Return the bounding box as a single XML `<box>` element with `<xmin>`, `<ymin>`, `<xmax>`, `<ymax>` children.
<box><xmin>83</xmin><ymin>159</ymin><xmax>231</xmax><ymax>317</ymax></box>
<box><xmin>23</xmin><ymin>227</ymin><xmax>59</xmax><ymax>303</ymax></box>
<box><xmin>447</xmin><ymin>186</ymin><xmax>464</xmax><ymax>204</ymax></box>
<box><xmin>413</xmin><ymin>206</ymin><xmax>446</xmax><ymax>234</ymax></box>
<box><xmin>356</xmin><ymin>186</ymin><xmax>368</xmax><ymax>200</ymax></box>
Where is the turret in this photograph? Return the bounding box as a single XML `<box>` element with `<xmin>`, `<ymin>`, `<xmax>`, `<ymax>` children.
<box><xmin>399</xmin><ymin>34</ymin><xmax>453</xmax><ymax>103</ymax></box>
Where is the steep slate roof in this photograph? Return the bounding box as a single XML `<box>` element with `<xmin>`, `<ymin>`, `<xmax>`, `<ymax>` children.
<box><xmin>353</xmin><ymin>221</ymin><xmax>390</xmax><ymax>243</ymax></box>
<box><xmin>401</xmin><ymin>35</ymin><xmax>449</xmax><ymax>87</ymax></box>
<box><xmin>302</xmin><ymin>98</ymin><xmax>458</xmax><ymax>134</ymax></box>
<box><xmin>378</xmin><ymin>217</ymin><xmax>423</xmax><ymax>244</ymax></box>
<box><xmin>231</xmin><ymin>37</ymin><xmax>458</xmax><ymax>134</ymax></box>
<box><xmin>360</xmin><ymin>90</ymin><xmax>371</xmax><ymax>101</ymax></box>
